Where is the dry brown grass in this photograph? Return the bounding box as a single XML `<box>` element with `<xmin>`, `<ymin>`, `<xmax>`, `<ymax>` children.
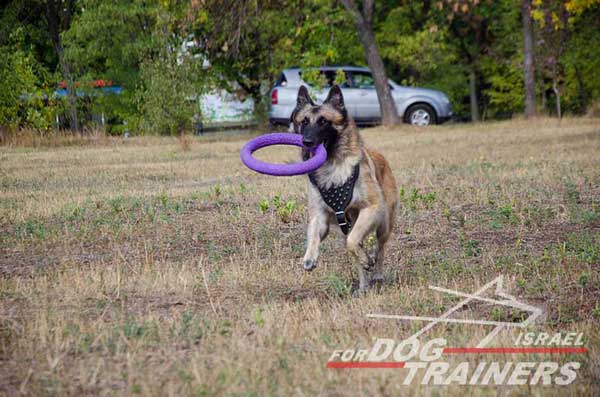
<box><xmin>1</xmin><ymin>118</ymin><xmax>599</xmax><ymax>396</ymax></box>
<box><xmin>0</xmin><ymin>127</ymin><xmax>115</xmax><ymax>148</ymax></box>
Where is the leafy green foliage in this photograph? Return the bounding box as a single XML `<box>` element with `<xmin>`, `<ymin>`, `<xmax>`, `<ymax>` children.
<box><xmin>0</xmin><ymin>30</ymin><xmax>57</xmax><ymax>130</ymax></box>
<box><xmin>62</xmin><ymin>0</ymin><xmax>159</xmax><ymax>132</ymax></box>
<box><xmin>63</xmin><ymin>1</ymin><xmax>156</xmax><ymax>83</ymax></box>
<box><xmin>187</xmin><ymin>0</ymin><xmax>362</xmax><ymax>116</ymax></box>
<box><xmin>561</xmin><ymin>9</ymin><xmax>600</xmax><ymax>112</ymax></box>
<box><xmin>1</xmin><ymin>0</ymin><xmax>600</xmax><ymax>132</ymax></box>
<box><xmin>481</xmin><ymin>56</ymin><xmax>525</xmax><ymax>117</ymax></box>
<box><xmin>135</xmin><ymin>50</ymin><xmax>204</xmax><ymax>135</ymax></box>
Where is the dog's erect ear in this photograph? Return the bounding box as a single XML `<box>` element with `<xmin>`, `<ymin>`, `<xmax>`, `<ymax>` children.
<box><xmin>324</xmin><ymin>85</ymin><xmax>345</xmax><ymax>110</ymax></box>
<box><xmin>296</xmin><ymin>85</ymin><xmax>314</xmax><ymax>108</ymax></box>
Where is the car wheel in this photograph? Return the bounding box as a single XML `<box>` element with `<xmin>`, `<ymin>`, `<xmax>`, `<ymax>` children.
<box><xmin>405</xmin><ymin>104</ymin><xmax>436</xmax><ymax>126</ymax></box>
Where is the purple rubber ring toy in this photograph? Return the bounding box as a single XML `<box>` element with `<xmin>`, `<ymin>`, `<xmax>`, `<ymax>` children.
<box><xmin>240</xmin><ymin>133</ymin><xmax>327</xmax><ymax>176</ymax></box>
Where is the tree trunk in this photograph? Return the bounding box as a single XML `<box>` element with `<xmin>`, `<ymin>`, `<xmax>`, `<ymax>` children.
<box><xmin>552</xmin><ymin>77</ymin><xmax>561</xmax><ymax>119</ymax></box>
<box><xmin>521</xmin><ymin>0</ymin><xmax>536</xmax><ymax>118</ymax></box>
<box><xmin>469</xmin><ymin>68</ymin><xmax>480</xmax><ymax>122</ymax></box>
<box><xmin>46</xmin><ymin>0</ymin><xmax>80</xmax><ymax>132</ymax></box>
<box><xmin>57</xmin><ymin>46</ymin><xmax>80</xmax><ymax>131</ymax></box>
<box><xmin>356</xmin><ymin>25</ymin><xmax>399</xmax><ymax>126</ymax></box>
<box><xmin>575</xmin><ymin>65</ymin><xmax>587</xmax><ymax>113</ymax></box>
<box><xmin>341</xmin><ymin>0</ymin><xmax>399</xmax><ymax>126</ymax></box>
<box><xmin>539</xmin><ymin>74</ymin><xmax>547</xmax><ymax>111</ymax></box>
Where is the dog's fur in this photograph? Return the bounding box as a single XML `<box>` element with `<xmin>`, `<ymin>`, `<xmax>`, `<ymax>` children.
<box><xmin>291</xmin><ymin>85</ymin><xmax>398</xmax><ymax>291</ymax></box>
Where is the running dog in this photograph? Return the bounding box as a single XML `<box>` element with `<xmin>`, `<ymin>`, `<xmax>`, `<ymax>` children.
<box><xmin>291</xmin><ymin>85</ymin><xmax>398</xmax><ymax>292</ymax></box>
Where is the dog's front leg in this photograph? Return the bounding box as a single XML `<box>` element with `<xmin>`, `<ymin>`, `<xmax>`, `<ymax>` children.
<box><xmin>346</xmin><ymin>205</ymin><xmax>380</xmax><ymax>291</ymax></box>
<box><xmin>303</xmin><ymin>207</ymin><xmax>329</xmax><ymax>271</ymax></box>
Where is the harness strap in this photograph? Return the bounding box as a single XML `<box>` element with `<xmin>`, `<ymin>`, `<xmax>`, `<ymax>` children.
<box><xmin>308</xmin><ymin>163</ymin><xmax>360</xmax><ymax>235</ymax></box>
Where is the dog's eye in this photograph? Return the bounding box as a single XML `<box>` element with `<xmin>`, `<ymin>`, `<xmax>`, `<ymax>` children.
<box><xmin>318</xmin><ymin>117</ymin><xmax>327</xmax><ymax>126</ymax></box>
<box><xmin>301</xmin><ymin>117</ymin><xmax>309</xmax><ymax>126</ymax></box>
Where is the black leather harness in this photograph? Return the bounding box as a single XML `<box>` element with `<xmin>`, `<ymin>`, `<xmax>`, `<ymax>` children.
<box><xmin>308</xmin><ymin>163</ymin><xmax>360</xmax><ymax>235</ymax></box>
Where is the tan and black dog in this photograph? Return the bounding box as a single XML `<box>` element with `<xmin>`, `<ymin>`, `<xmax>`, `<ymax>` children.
<box><xmin>291</xmin><ymin>85</ymin><xmax>398</xmax><ymax>292</ymax></box>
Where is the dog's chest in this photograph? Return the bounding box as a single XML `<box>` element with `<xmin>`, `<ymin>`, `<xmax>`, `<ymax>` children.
<box><xmin>313</xmin><ymin>156</ymin><xmax>358</xmax><ymax>188</ymax></box>
<box><xmin>310</xmin><ymin>162</ymin><xmax>358</xmax><ymax>203</ymax></box>
<box><xmin>309</xmin><ymin>161</ymin><xmax>361</xmax><ymax>234</ymax></box>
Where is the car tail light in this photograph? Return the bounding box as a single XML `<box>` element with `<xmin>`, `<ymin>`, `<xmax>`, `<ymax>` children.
<box><xmin>271</xmin><ymin>89</ymin><xmax>278</xmax><ymax>105</ymax></box>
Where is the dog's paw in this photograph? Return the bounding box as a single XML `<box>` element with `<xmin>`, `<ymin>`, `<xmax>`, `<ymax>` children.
<box><xmin>303</xmin><ymin>259</ymin><xmax>317</xmax><ymax>272</ymax></box>
<box><xmin>369</xmin><ymin>273</ymin><xmax>385</xmax><ymax>290</ymax></box>
<box><xmin>352</xmin><ymin>287</ymin><xmax>370</xmax><ymax>298</ymax></box>
<box><xmin>371</xmin><ymin>272</ymin><xmax>385</xmax><ymax>283</ymax></box>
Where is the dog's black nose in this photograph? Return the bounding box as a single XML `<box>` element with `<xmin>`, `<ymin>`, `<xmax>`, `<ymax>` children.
<box><xmin>302</xmin><ymin>138</ymin><xmax>315</xmax><ymax>148</ymax></box>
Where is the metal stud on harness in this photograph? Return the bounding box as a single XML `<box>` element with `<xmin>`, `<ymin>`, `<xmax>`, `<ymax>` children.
<box><xmin>308</xmin><ymin>163</ymin><xmax>360</xmax><ymax>235</ymax></box>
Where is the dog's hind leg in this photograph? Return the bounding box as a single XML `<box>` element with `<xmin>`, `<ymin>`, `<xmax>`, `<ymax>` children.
<box><xmin>373</xmin><ymin>198</ymin><xmax>397</xmax><ymax>284</ymax></box>
<box><xmin>346</xmin><ymin>205</ymin><xmax>380</xmax><ymax>291</ymax></box>
<box><xmin>303</xmin><ymin>208</ymin><xmax>329</xmax><ymax>271</ymax></box>
<box><xmin>372</xmin><ymin>220</ymin><xmax>391</xmax><ymax>284</ymax></box>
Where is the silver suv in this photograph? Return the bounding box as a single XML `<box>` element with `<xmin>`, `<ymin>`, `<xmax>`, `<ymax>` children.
<box><xmin>269</xmin><ymin>66</ymin><xmax>452</xmax><ymax>126</ymax></box>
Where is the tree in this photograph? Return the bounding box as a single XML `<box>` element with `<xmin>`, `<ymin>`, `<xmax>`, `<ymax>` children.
<box><xmin>188</xmin><ymin>1</ymin><xmax>291</xmax><ymax>107</ymax></box>
<box><xmin>521</xmin><ymin>0</ymin><xmax>536</xmax><ymax>117</ymax></box>
<box><xmin>0</xmin><ymin>47</ymin><xmax>40</xmax><ymax>130</ymax></box>
<box><xmin>561</xmin><ymin>4</ymin><xmax>600</xmax><ymax>113</ymax></box>
<box><xmin>376</xmin><ymin>3</ymin><xmax>467</xmax><ymax>117</ymax></box>
<box><xmin>340</xmin><ymin>0</ymin><xmax>400</xmax><ymax>126</ymax></box>
<box><xmin>532</xmin><ymin>0</ymin><xmax>600</xmax><ymax>117</ymax></box>
<box><xmin>45</xmin><ymin>0</ymin><xmax>80</xmax><ymax>131</ymax></box>
<box><xmin>188</xmin><ymin>0</ymin><xmax>362</xmax><ymax>118</ymax></box>
<box><xmin>434</xmin><ymin>0</ymin><xmax>507</xmax><ymax>121</ymax></box>
<box><xmin>2</xmin><ymin>0</ymin><xmax>600</xmax><ymax>133</ymax></box>
<box><xmin>62</xmin><ymin>0</ymin><xmax>159</xmax><ymax>132</ymax></box>
<box><xmin>434</xmin><ymin>0</ymin><xmax>484</xmax><ymax>121</ymax></box>
<box><xmin>135</xmin><ymin>6</ymin><xmax>209</xmax><ymax>135</ymax></box>
<box><xmin>532</xmin><ymin>0</ymin><xmax>571</xmax><ymax>118</ymax></box>
<box><xmin>0</xmin><ymin>2</ymin><xmax>55</xmax><ymax>131</ymax></box>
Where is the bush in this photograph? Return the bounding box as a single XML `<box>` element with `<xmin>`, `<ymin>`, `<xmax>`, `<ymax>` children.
<box><xmin>135</xmin><ymin>57</ymin><xmax>199</xmax><ymax>135</ymax></box>
<box><xmin>0</xmin><ymin>46</ymin><xmax>56</xmax><ymax>130</ymax></box>
<box><xmin>133</xmin><ymin>13</ymin><xmax>210</xmax><ymax>136</ymax></box>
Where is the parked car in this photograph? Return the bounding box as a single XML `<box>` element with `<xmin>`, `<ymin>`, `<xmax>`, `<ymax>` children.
<box><xmin>269</xmin><ymin>66</ymin><xmax>453</xmax><ymax>126</ymax></box>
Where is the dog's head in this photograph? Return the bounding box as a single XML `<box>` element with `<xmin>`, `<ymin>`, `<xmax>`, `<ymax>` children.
<box><xmin>291</xmin><ymin>85</ymin><xmax>348</xmax><ymax>151</ymax></box>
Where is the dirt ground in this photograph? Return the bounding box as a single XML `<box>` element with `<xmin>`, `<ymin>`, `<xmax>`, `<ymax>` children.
<box><xmin>1</xmin><ymin>118</ymin><xmax>599</xmax><ymax>396</ymax></box>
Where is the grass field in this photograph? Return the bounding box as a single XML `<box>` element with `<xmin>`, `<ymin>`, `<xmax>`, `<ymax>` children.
<box><xmin>1</xmin><ymin>118</ymin><xmax>599</xmax><ymax>396</ymax></box>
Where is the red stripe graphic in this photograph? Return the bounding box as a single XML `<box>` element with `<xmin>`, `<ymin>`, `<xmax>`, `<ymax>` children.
<box><xmin>326</xmin><ymin>362</ymin><xmax>405</xmax><ymax>369</ymax></box>
<box><xmin>443</xmin><ymin>347</ymin><xmax>588</xmax><ymax>354</ymax></box>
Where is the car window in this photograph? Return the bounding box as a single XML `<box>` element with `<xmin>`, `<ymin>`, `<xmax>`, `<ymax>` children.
<box><xmin>274</xmin><ymin>73</ymin><xmax>287</xmax><ymax>87</ymax></box>
<box><xmin>351</xmin><ymin>71</ymin><xmax>375</xmax><ymax>89</ymax></box>
<box><xmin>299</xmin><ymin>69</ymin><xmax>350</xmax><ymax>89</ymax></box>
